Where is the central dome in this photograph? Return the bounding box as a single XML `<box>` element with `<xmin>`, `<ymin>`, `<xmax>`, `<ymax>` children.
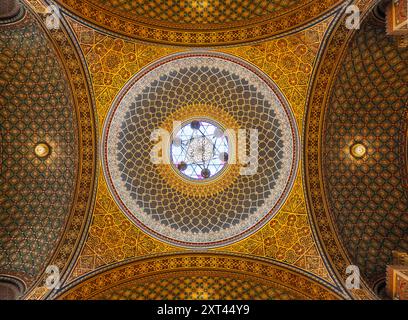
<box><xmin>102</xmin><ymin>52</ymin><xmax>299</xmax><ymax>248</ymax></box>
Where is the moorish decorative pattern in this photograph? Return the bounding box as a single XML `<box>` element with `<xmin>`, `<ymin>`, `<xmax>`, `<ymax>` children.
<box><xmin>54</xmin><ymin>0</ymin><xmax>344</xmax><ymax>46</ymax></box>
<box><xmin>65</xmin><ymin>14</ymin><xmax>336</xmax><ymax>287</ymax></box>
<box><xmin>86</xmin><ymin>0</ymin><xmax>309</xmax><ymax>25</ymax></box>
<box><xmin>102</xmin><ymin>51</ymin><xmax>299</xmax><ymax>248</ymax></box>
<box><xmin>322</xmin><ymin>13</ymin><xmax>408</xmax><ymax>286</ymax></box>
<box><xmin>67</xmin><ymin>168</ymin><xmax>180</xmax><ymax>281</ymax></box>
<box><xmin>67</xmin><ymin>17</ymin><xmax>179</xmax><ymax>129</ymax></box>
<box><xmin>0</xmin><ymin>6</ymin><xmax>78</xmax><ymax>286</ymax></box>
<box><xmin>3</xmin><ymin>0</ymin><xmax>405</xmax><ymax>303</ymax></box>
<box><xmin>92</xmin><ymin>272</ymin><xmax>305</xmax><ymax>300</ymax></box>
<box><xmin>7</xmin><ymin>0</ymin><xmax>98</xmax><ymax>299</ymax></box>
<box><xmin>57</xmin><ymin>253</ymin><xmax>342</xmax><ymax>300</ymax></box>
<box><xmin>304</xmin><ymin>0</ymin><xmax>407</xmax><ymax>298</ymax></box>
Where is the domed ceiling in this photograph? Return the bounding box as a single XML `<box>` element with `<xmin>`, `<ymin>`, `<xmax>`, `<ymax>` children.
<box><xmin>0</xmin><ymin>1</ymin><xmax>97</xmax><ymax>294</ymax></box>
<box><xmin>102</xmin><ymin>51</ymin><xmax>299</xmax><ymax>247</ymax></box>
<box><xmin>1</xmin><ymin>0</ymin><xmax>406</xmax><ymax>301</ymax></box>
<box><xmin>0</xmin><ymin>5</ymin><xmax>78</xmax><ymax>284</ymax></box>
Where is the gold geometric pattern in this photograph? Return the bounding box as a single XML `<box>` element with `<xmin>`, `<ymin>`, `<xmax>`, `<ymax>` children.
<box><xmin>221</xmin><ymin>168</ymin><xmax>334</xmax><ymax>283</ymax></box>
<box><xmin>2</xmin><ymin>0</ymin><xmax>401</xmax><ymax>302</ymax></box>
<box><xmin>91</xmin><ymin>0</ymin><xmax>310</xmax><ymax>25</ymax></box>
<box><xmin>219</xmin><ymin>17</ymin><xmax>335</xmax><ymax>283</ymax></box>
<box><xmin>0</xmin><ymin>8</ymin><xmax>77</xmax><ymax>284</ymax></box>
<box><xmin>303</xmin><ymin>0</ymin><xmax>388</xmax><ymax>299</ymax></box>
<box><xmin>222</xmin><ymin>16</ymin><xmax>332</xmax><ymax>132</ymax></box>
<box><xmin>65</xmin><ymin>14</ymin><xmax>336</xmax><ymax>286</ymax></box>
<box><xmin>68</xmin><ymin>168</ymin><xmax>180</xmax><ymax>281</ymax></box>
<box><xmin>68</xmin><ymin>18</ymin><xmax>180</xmax><ymax>130</ymax></box>
<box><xmin>89</xmin><ymin>272</ymin><xmax>306</xmax><ymax>300</ymax></box>
<box><xmin>101</xmin><ymin>48</ymin><xmax>299</xmax><ymax>248</ymax></box>
<box><xmin>55</xmin><ymin>0</ymin><xmax>343</xmax><ymax>46</ymax></box>
<box><xmin>15</xmin><ymin>0</ymin><xmax>98</xmax><ymax>300</ymax></box>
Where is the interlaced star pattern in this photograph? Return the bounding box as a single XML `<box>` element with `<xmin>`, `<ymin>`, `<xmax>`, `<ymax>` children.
<box><xmin>171</xmin><ymin>120</ymin><xmax>229</xmax><ymax>180</ymax></box>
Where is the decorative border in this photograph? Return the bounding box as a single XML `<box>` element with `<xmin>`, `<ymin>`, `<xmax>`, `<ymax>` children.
<box><xmin>53</xmin><ymin>0</ymin><xmax>344</xmax><ymax>46</ymax></box>
<box><xmin>89</xmin><ymin>270</ymin><xmax>310</xmax><ymax>299</ymax></box>
<box><xmin>101</xmin><ymin>51</ymin><xmax>300</xmax><ymax>248</ymax></box>
<box><xmin>55</xmin><ymin>252</ymin><xmax>342</xmax><ymax>300</ymax></box>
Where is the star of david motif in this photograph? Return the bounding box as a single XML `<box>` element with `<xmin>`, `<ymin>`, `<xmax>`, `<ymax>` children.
<box><xmin>170</xmin><ymin>120</ymin><xmax>229</xmax><ymax>180</ymax></box>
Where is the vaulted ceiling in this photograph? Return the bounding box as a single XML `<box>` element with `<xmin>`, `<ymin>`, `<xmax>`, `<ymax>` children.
<box><xmin>0</xmin><ymin>0</ymin><xmax>406</xmax><ymax>300</ymax></box>
<box><xmin>0</xmin><ymin>6</ymin><xmax>78</xmax><ymax>285</ymax></box>
<box><xmin>323</xmin><ymin>13</ymin><xmax>408</xmax><ymax>287</ymax></box>
<box><xmin>0</xmin><ymin>0</ymin><xmax>97</xmax><ymax>298</ymax></box>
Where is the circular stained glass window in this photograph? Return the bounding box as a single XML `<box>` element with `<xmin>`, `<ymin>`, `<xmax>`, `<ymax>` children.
<box><xmin>170</xmin><ymin>119</ymin><xmax>229</xmax><ymax>181</ymax></box>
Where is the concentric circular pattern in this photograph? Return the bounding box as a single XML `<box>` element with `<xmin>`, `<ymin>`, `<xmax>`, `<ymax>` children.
<box><xmin>323</xmin><ymin>17</ymin><xmax>408</xmax><ymax>285</ymax></box>
<box><xmin>103</xmin><ymin>52</ymin><xmax>299</xmax><ymax>248</ymax></box>
<box><xmin>170</xmin><ymin>119</ymin><xmax>229</xmax><ymax>181</ymax></box>
<box><xmin>93</xmin><ymin>272</ymin><xmax>305</xmax><ymax>300</ymax></box>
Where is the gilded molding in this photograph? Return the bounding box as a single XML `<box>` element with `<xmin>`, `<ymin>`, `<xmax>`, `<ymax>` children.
<box><xmin>53</xmin><ymin>0</ymin><xmax>344</xmax><ymax>46</ymax></box>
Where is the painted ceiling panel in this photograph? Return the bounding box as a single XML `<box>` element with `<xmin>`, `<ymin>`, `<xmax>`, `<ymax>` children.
<box><xmin>323</xmin><ymin>14</ymin><xmax>408</xmax><ymax>286</ymax></box>
<box><xmin>304</xmin><ymin>0</ymin><xmax>407</xmax><ymax>299</ymax></box>
<box><xmin>57</xmin><ymin>253</ymin><xmax>342</xmax><ymax>300</ymax></box>
<box><xmin>63</xmin><ymin>14</ymin><xmax>337</xmax><ymax>292</ymax></box>
<box><xmin>0</xmin><ymin>0</ymin><xmax>406</xmax><ymax>301</ymax></box>
<box><xmin>81</xmin><ymin>0</ymin><xmax>310</xmax><ymax>25</ymax></box>
<box><xmin>0</xmin><ymin>7</ymin><xmax>78</xmax><ymax>285</ymax></box>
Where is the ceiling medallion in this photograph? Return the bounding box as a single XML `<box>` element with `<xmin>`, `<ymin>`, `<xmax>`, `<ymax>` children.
<box><xmin>156</xmin><ymin>104</ymin><xmax>240</xmax><ymax>198</ymax></box>
<box><xmin>350</xmin><ymin>143</ymin><xmax>367</xmax><ymax>159</ymax></box>
<box><xmin>34</xmin><ymin>142</ymin><xmax>50</xmax><ymax>158</ymax></box>
<box><xmin>102</xmin><ymin>52</ymin><xmax>299</xmax><ymax>248</ymax></box>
